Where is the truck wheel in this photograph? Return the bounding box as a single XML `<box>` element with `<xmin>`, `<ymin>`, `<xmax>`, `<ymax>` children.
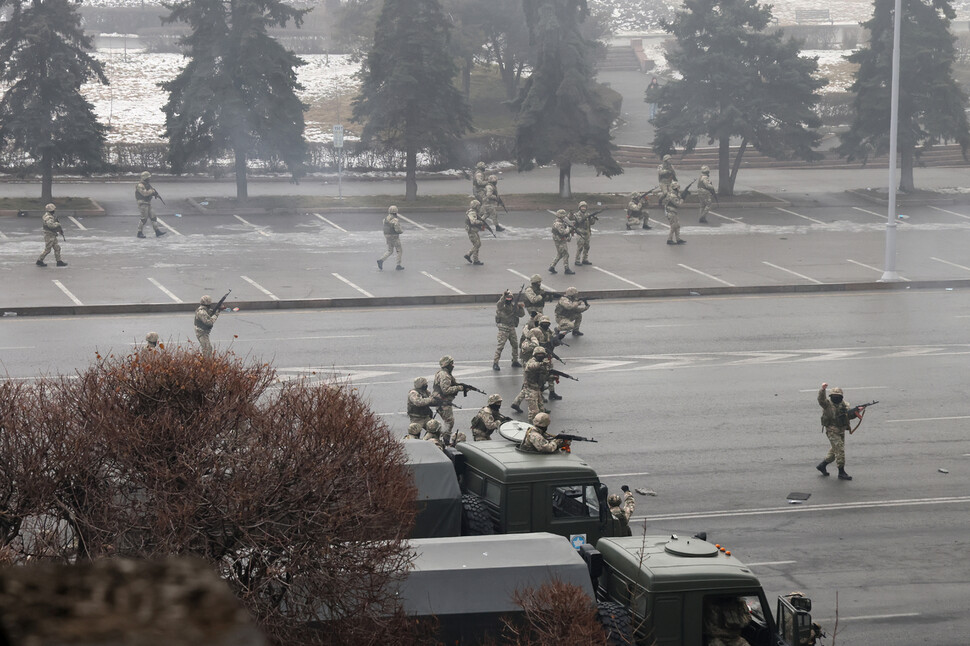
<box><xmin>461</xmin><ymin>494</ymin><xmax>495</xmax><ymax>535</ymax></box>
<box><xmin>596</xmin><ymin>600</ymin><xmax>634</xmax><ymax>646</ymax></box>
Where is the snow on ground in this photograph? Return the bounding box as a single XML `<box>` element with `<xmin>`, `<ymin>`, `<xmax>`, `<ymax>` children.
<box><xmin>806</xmin><ymin>49</ymin><xmax>858</xmax><ymax>93</ymax></box>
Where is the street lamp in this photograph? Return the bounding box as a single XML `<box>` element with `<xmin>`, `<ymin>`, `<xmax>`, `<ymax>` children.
<box><xmin>880</xmin><ymin>0</ymin><xmax>903</xmax><ymax>282</ymax></box>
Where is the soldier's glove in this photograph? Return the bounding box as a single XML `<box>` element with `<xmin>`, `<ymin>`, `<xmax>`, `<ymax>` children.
<box><xmin>621</xmin><ymin>485</ymin><xmax>630</xmax><ymax>493</ymax></box>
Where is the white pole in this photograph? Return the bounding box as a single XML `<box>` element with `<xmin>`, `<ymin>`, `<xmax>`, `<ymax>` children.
<box><xmin>880</xmin><ymin>0</ymin><xmax>903</xmax><ymax>282</ymax></box>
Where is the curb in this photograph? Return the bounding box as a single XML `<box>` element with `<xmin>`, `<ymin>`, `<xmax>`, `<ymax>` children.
<box><xmin>4</xmin><ymin>278</ymin><xmax>968</xmax><ymax>318</ymax></box>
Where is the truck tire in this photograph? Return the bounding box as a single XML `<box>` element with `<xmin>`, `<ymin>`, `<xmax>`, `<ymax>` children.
<box><xmin>461</xmin><ymin>494</ymin><xmax>495</xmax><ymax>535</ymax></box>
<box><xmin>596</xmin><ymin>600</ymin><xmax>634</xmax><ymax>646</ymax></box>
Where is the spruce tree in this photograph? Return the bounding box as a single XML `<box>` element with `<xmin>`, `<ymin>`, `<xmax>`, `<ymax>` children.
<box><xmin>161</xmin><ymin>0</ymin><xmax>308</xmax><ymax>199</ymax></box>
<box><xmin>0</xmin><ymin>0</ymin><xmax>108</xmax><ymax>199</ymax></box>
<box><xmin>653</xmin><ymin>0</ymin><xmax>826</xmax><ymax>196</ymax></box>
<box><xmin>513</xmin><ymin>0</ymin><xmax>622</xmax><ymax>198</ymax></box>
<box><xmin>837</xmin><ymin>0</ymin><xmax>969</xmax><ymax>191</ymax></box>
<box><xmin>351</xmin><ymin>0</ymin><xmax>472</xmax><ymax>201</ymax></box>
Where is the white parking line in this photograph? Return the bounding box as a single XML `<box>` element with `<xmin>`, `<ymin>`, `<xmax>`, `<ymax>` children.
<box><xmin>852</xmin><ymin>206</ymin><xmax>900</xmax><ymax>222</ymax></box>
<box><xmin>592</xmin><ymin>266</ymin><xmax>646</xmax><ymax>289</ymax></box>
<box><xmin>332</xmin><ymin>273</ymin><xmax>374</xmax><ymax>297</ymax></box>
<box><xmin>397</xmin><ymin>214</ymin><xmax>428</xmax><ymax>231</ymax></box>
<box><xmin>600</xmin><ymin>471</ymin><xmax>650</xmax><ymax>478</ymax></box>
<box><xmin>233</xmin><ymin>214</ymin><xmax>270</xmax><ymax>237</ymax></box>
<box><xmin>52</xmin><ymin>280</ymin><xmax>83</xmax><ymax>305</ymax></box>
<box><xmin>0</xmin><ymin>229</ymin><xmax>7</xmax><ymax>240</ymax></box>
<box><xmin>762</xmin><ymin>261</ymin><xmax>823</xmax><ymax>284</ymax></box>
<box><xmin>241</xmin><ymin>275</ymin><xmax>280</xmax><ymax>300</ymax></box>
<box><xmin>846</xmin><ymin>258</ymin><xmax>910</xmax><ymax>281</ymax></box>
<box><xmin>887</xmin><ymin>415</ymin><xmax>970</xmax><ymax>423</ymax></box>
<box><xmin>929</xmin><ymin>205</ymin><xmax>970</xmax><ymax>220</ymax></box>
<box><xmin>67</xmin><ymin>215</ymin><xmax>87</xmax><ymax>230</ymax></box>
<box><xmin>677</xmin><ymin>264</ymin><xmax>736</xmax><ymax>287</ymax></box>
<box><xmin>819</xmin><ymin>613</ymin><xmax>920</xmax><ymax>623</ymax></box>
<box><xmin>775</xmin><ymin>206</ymin><xmax>825</xmax><ymax>225</ymax></box>
<box><xmin>155</xmin><ymin>216</ymin><xmax>182</xmax><ymax>236</ymax></box>
<box><xmin>148</xmin><ymin>277</ymin><xmax>183</xmax><ymax>303</ymax></box>
<box><xmin>931</xmin><ymin>256</ymin><xmax>970</xmax><ymax>273</ymax></box>
<box><xmin>421</xmin><ymin>271</ymin><xmax>466</xmax><ymax>295</ymax></box>
<box><xmin>746</xmin><ymin>560</ymin><xmax>797</xmax><ymax>567</ymax></box>
<box><xmin>312</xmin><ymin>212</ymin><xmax>347</xmax><ymax>232</ymax></box>
<box><xmin>710</xmin><ymin>210</ymin><xmax>745</xmax><ymax>224</ymax></box>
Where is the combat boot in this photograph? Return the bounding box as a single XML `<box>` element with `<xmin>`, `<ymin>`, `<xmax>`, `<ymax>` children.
<box><xmin>816</xmin><ymin>461</ymin><xmax>829</xmax><ymax>476</ymax></box>
<box><xmin>473</xmin><ymin>260</ymin><xmax>484</xmax><ymax>265</ymax></box>
<box><xmin>548</xmin><ymin>266</ymin><xmax>557</xmax><ymax>274</ymax></box>
<box><xmin>549</xmin><ymin>392</ymin><xmax>562</xmax><ymax>401</ymax></box>
<box><xmin>564</xmin><ymin>267</ymin><xmax>575</xmax><ymax>275</ymax></box>
<box><xmin>510</xmin><ymin>403</ymin><xmax>523</xmax><ymax>413</ymax></box>
<box><xmin>574</xmin><ymin>260</ymin><xmax>582</xmax><ymax>266</ymax></box>
<box><xmin>377</xmin><ymin>259</ymin><xmax>383</xmax><ymax>270</ymax></box>
<box><xmin>582</xmin><ymin>260</ymin><xmax>592</xmax><ymax>265</ymax></box>
<box><xmin>36</xmin><ymin>260</ymin><xmax>47</xmax><ymax>267</ymax></box>
<box><xmin>464</xmin><ymin>254</ymin><xmax>472</xmax><ymax>263</ymax></box>
<box><xmin>699</xmin><ymin>217</ymin><xmax>708</xmax><ymax>223</ymax></box>
<box><xmin>511</xmin><ymin>360</ymin><xmax>522</xmax><ymax>368</ymax></box>
<box><xmin>56</xmin><ymin>260</ymin><xmax>68</xmax><ymax>267</ymax></box>
<box><xmin>396</xmin><ymin>265</ymin><xmax>404</xmax><ymax>271</ymax></box>
<box><xmin>642</xmin><ymin>222</ymin><xmax>652</xmax><ymax>230</ymax></box>
<box><xmin>492</xmin><ymin>362</ymin><xmax>500</xmax><ymax>371</ymax></box>
<box><xmin>571</xmin><ymin>330</ymin><xmax>584</xmax><ymax>336</ymax></box>
<box><xmin>156</xmin><ymin>230</ymin><xmax>167</xmax><ymax>237</ymax></box>
<box><xmin>495</xmin><ymin>224</ymin><xmax>505</xmax><ymax>232</ymax></box>
<box><xmin>137</xmin><ymin>231</ymin><xmax>147</xmax><ymax>238</ymax></box>
<box><xmin>838</xmin><ymin>467</ymin><xmax>853</xmax><ymax>481</ymax></box>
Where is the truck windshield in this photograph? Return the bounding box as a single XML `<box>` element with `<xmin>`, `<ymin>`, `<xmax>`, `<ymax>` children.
<box><xmin>552</xmin><ymin>484</ymin><xmax>599</xmax><ymax>518</ymax></box>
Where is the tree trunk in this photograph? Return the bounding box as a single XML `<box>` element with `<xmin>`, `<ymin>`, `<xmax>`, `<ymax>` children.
<box><xmin>462</xmin><ymin>53</ymin><xmax>472</xmax><ymax>101</ymax></box>
<box><xmin>405</xmin><ymin>143</ymin><xmax>418</xmax><ymax>201</ymax></box>
<box><xmin>729</xmin><ymin>137</ymin><xmax>747</xmax><ymax>197</ymax></box>
<box><xmin>40</xmin><ymin>149</ymin><xmax>53</xmax><ymax>201</ymax></box>
<box><xmin>899</xmin><ymin>146</ymin><xmax>915</xmax><ymax>191</ymax></box>
<box><xmin>558</xmin><ymin>162</ymin><xmax>572</xmax><ymax>199</ymax></box>
<box><xmin>717</xmin><ymin>137</ymin><xmax>732</xmax><ymax>197</ymax></box>
<box><xmin>234</xmin><ymin>149</ymin><xmax>248</xmax><ymax>200</ymax></box>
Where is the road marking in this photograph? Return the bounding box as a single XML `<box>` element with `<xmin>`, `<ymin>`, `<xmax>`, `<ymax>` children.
<box><xmin>592</xmin><ymin>266</ymin><xmax>646</xmax><ymax>289</ymax></box>
<box><xmin>931</xmin><ymin>256</ymin><xmax>970</xmax><ymax>273</ymax></box>
<box><xmin>710</xmin><ymin>210</ymin><xmax>745</xmax><ymax>224</ymax></box>
<box><xmin>929</xmin><ymin>205</ymin><xmax>970</xmax><ymax>220</ymax></box>
<box><xmin>67</xmin><ymin>215</ymin><xmax>87</xmax><ymax>230</ymax></box>
<box><xmin>312</xmin><ymin>212</ymin><xmax>347</xmax><ymax>232</ymax></box>
<box><xmin>241</xmin><ymin>275</ymin><xmax>279</xmax><ymax>300</ymax></box>
<box><xmin>0</xmin><ymin>229</ymin><xmax>7</xmax><ymax>239</ymax></box>
<box><xmin>332</xmin><ymin>273</ymin><xmax>374</xmax><ymax>297</ymax></box>
<box><xmin>762</xmin><ymin>261</ymin><xmax>823</xmax><ymax>284</ymax></box>
<box><xmin>677</xmin><ymin>263</ymin><xmax>736</xmax><ymax>287</ymax></box>
<box><xmin>852</xmin><ymin>206</ymin><xmax>893</xmax><ymax>221</ymax></box>
<box><xmin>746</xmin><ymin>560</ymin><xmax>797</xmax><ymax>567</ymax></box>
<box><xmin>887</xmin><ymin>415</ymin><xmax>970</xmax><ymax>423</ymax></box>
<box><xmin>818</xmin><ymin>613</ymin><xmax>921</xmax><ymax>623</ymax></box>
<box><xmin>421</xmin><ymin>271</ymin><xmax>466</xmax><ymax>295</ymax></box>
<box><xmin>507</xmin><ymin>268</ymin><xmax>561</xmax><ymax>292</ymax></box>
<box><xmin>148</xmin><ymin>277</ymin><xmax>183</xmax><ymax>303</ymax></box>
<box><xmin>155</xmin><ymin>216</ymin><xmax>182</xmax><ymax>236</ymax></box>
<box><xmin>601</xmin><ymin>471</ymin><xmax>650</xmax><ymax>478</ymax></box>
<box><xmin>798</xmin><ymin>386</ymin><xmax>888</xmax><ymax>392</ymax></box>
<box><xmin>775</xmin><ymin>206</ymin><xmax>825</xmax><ymax>225</ymax></box>
<box><xmin>846</xmin><ymin>258</ymin><xmax>910</xmax><ymax>281</ymax></box>
<box><xmin>397</xmin><ymin>213</ymin><xmax>428</xmax><ymax>230</ymax></box>
<box><xmin>52</xmin><ymin>280</ymin><xmax>83</xmax><ymax>305</ymax></box>
<box><xmin>233</xmin><ymin>214</ymin><xmax>270</xmax><ymax>236</ymax></box>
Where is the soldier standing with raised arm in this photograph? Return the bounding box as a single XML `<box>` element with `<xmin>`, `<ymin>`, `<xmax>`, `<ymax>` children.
<box><xmin>377</xmin><ymin>205</ymin><xmax>404</xmax><ymax>271</ymax></box>
<box><xmin>493</xmin><ymin>289</ymin><xmax>526</xmax><ymax>370</ymax></box>
<box><xmin>135</xmin><ymin>171</ymin><xmax>166</xmax><ymax>238</ymax></box>
<box><xmin>816</xmin><ymin>383</ymin><xmax>853</xmax><ymax>481</ymax></box>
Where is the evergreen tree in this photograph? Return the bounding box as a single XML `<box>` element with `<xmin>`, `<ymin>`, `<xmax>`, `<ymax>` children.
<box><xmin>351</xmin><ymin>0</ymin><xmax>472</xmax><ymax>201</ymax></box>
<box><xmin>161</xmin><ymin>0</ymin><xmax>308</xmax><ymax>199</ymax></box>
<box><xmin>653</xmin><ymin>0</ymin><xmax>826</xmax><ymax>196</ymax></box>
<box><xmin>0</xmin><ymin>0</ymin><xmax>107</xmax><ymax>200</ymax></box>
<box><xmin>837</xmin><ymin>0</ymin><xmax>969</xmax><ymax>191</ymax></box>
<box><xmin>513</xmin><ymin>0</ymin><xmax>622</xmax><ymax>198</ymax></box>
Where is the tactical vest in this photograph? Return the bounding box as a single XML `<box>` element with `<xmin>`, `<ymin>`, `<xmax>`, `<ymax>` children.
<box><xmin>407</xmin><ymin>390</ymin><xmax>432</xmax><ymax>418</ymax></box>
<box><xmin>383</xmin><ymin>216</ymin><xmax>397</xmax><ymax>236</ymax></box>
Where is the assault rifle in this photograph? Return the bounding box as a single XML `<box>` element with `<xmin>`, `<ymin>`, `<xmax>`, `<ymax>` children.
<box><xmin>549</xmin><ymin>369</ymin><xmax>578</xmax><ymax>382</ymax></box>
<box><xmin>153</xmin><ymin>189</ymin><xmax>166</xmax><ymax>205</ymax></box>
<box><xmin>512</xmin><ymin>284</ymin><xmax>525</xmax><ymax>309</ymax></box>
<box><xmin>457</xmin><ymin>382</ymin><xmax>487</xmax><ymax>397</ymax></box>
<box><xmin>542</xmin><ymin>343</ymin><xmax>566</xmax><ymax>365</ymax></box>
<box><xmin>480</xmin><ymin>217</ymin><xmax>496</xmax><ymax>238</ymax></box>
<box><xmin>579</xmin><ymin>296</ymin><xmax>601</xmax><ymax>307</ymax></box>
<box><xmin>847</xmin><ymin>400</ymin><xmax>878</xmax><ymax>433</ymax></box>
<box><xmin>556</xmin><ymin>433</ymin><xmax>597</xmax><ymax>443</ymax></box>
<box><xmin>212</xmin><ymin>289</ymin><xmax>232</xmax><ymax>313</ymax></box>
<box><xmin>494</xmin><ymin>412</ymin><xmax>515</xmax><ymax>424</ymax></box>
<box><xmin>679</xmin><ymin>179</ymin><xmax>697</xmax><ymax>200</ymax></box>
<box><xmin>495</xmin><ymin>193</ymin><xmax>510</xmax><ymax>215</ymax></box>
<box><xmin>704</xmin><ymin>182</ymin><xmax>719</xmax><ymax>204</ymax></box>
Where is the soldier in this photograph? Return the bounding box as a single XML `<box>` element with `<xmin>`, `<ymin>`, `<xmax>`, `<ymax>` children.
<box><xmin>816</xmin><ymin>383</ymin><xmax>853</xmax><ymax>481</ymax></box>
<box><xmin>522</xmin><ymin>274</ymin><xmax>552</xmax><ymax>316</ymax></box>
<box><xmin>145</xmin><ymin>331</ymin><xmax>160</xmax><ymax>349</ymax></box>
<box><xmin>423</xmin><ymin>418</ymin><xmax>445</xmax><ymax>449</ymax></box>
<box><xmin>493</xmin><ymin>289</ymin><xmax>526</xmax><ymax>370</ymax></box>
<box><xmin>433</xmin><ymin>355</ymin><xmax>465</xmax><ymax>446</ymax></box>
<box><xmin>472</xmin><ymin>161</ymin><xmax>488</xmax><ymax>203</ymax></box>
<box><xmin>194</xmin><ymin>294</ymin><xmax>221</xmax><ymax>357</ymax></box>
<box><xmin>529</xmin><ymin>315</ymin><xmax>563</xmax><ymax>401</ymax></box>
<box><xmin>483</xmin><ymin>175</ymin><xmax>505</xmax><ymax>231</ymax></box>
<box><xmin>407</xmin><ymin>377</ymin><xmax>439</xmax><ymax>438</ymax></box>
<box><xmin>608</xmin><ymin>485</ymin><xmax>636</xmax><ymax>534</ymax></box>
<box><xmin>135</xmin><ymin>171</ymin><xmax>166</xmax><ymax>238</ymax></box>
<box><xmin>549</xmin><ymin>209</ymin><xmax>575</xmax><ymax>275</ymax></box>
<box><xmin>377</xmin><ymin>205</ymin><xmax>404</xmax><ymax>271</ymax></box>
<box><xmin>463</xmin><ymin>199</ymin><xmax>485</xmax><ymax>265</ymax></box>
<box><xmin>571</xmin><ymin>201</ymin><xmax>594</xmax><ymax>266</ymax></box>
<box><xmin>658</xmin><ymin>154</ymin><xmax>677</xmax><ymax>195</ymax></box>
<box><xmin>519</xmin><ymin>413</ymin><xmax>563</xmax><ymax>453</ymax></box>
<box><xmin>471</xmin><ymin>394</ymin><xmax>506</xmax><ymax>441</ymax></box>
<box><xmin>626</xmin><ymin>192</ymin><xmax>651</xmax><ymax>230</ymax></box>
<box><xmin>36</xmin><ymin>203</ymin><xmax>67</xmax><ymax>267</ymax></box>
<box><xmin>515</xmin><ymin>346</ymin><xmax>551</xmax><ymax>421</ymax></box>
<box><xmin>662</xmin><ymin>181</ymin><xmax>685</xmax><ymax>245</ymax></box>
<box><xmin>555</xmin><ymin>287</ymin><xmax>590</xmax><ymax>336</ymax></box>
<box><xmin>698</xmin><ymin>165</ymin><xmax>716</xmax><ymax>224</ymax></box>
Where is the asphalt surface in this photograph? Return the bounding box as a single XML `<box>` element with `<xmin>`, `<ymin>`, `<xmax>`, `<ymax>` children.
<box><xmin>1</xmin><ymin>290</ymin><xmax>969</xmax><ymax>645</ymax></box>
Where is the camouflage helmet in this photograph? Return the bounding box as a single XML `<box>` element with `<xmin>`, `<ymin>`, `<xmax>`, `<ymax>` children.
<box><xmin>662</xmin><ymin>154</ymin><xmax>672</xmax><ymax>162</ymax></box>
<box><xmin>200</xmin><ymin>295</ymin><xmax>212</xmax><ymax>306</ymax></box>
<box><xmin>503</xmin><ymin>289</ymin><xmax>514</xmax><ymax>299</ymax></box>
<box><xmin>470</xmin><ymin>199</ymin><xmax>481</xmax><ymax>208</ymax></box>
<box><xmin>140</xmin><ymin>171</ymin><xmax>151</xmax><ymax>180</ymax></box>
<box><xmin>439</xmin><ymin>355</ymin><xmax>454</xmax><ymax>368</ymax></box>
<box><xmin>701</xmin><ymin>165</ymin><xmax>710</xmax><ymax>174</ymax></box>
<box><xmin>533</xmin><ymin>346</ymin><xmax>547</xmax><ymax>357</ymax></box>
<box><xmin>539</xmin><ymin>315</ymin><xmax>551</xmax><ymax>324</ymax></box>
<box><xmin>608</xmin><ymin>494</ymin><xmax>621</xmax><ymax>507</ymax></box>
<box><xmin>487</xmin><ymin>393</ymin><xmax>503</xmax><ymax>406</ymax></box>
<box><xmin>565</xmin><ymin>286</ymin><xmax>579</xmax><ymax>297</ymax></box>
<box><xmin>530</xmin><ymin>274</ymin><xmax>542</xmax><ymax>283</ymax></box>
<box><xmin>670</xmin><ymin>181</ymin><xmax>680</xmax><ymax>190</ymax></box>
<box><xmin>532</xmin><ymin>412</ymin><xmax>551</xmax><ymax>429</ymax></box>
<box><xmin>45</xmin><ymin>203</ymin><xmax>56</xmax><ymax>212</ymax></box>
<box><xmin>388</xmin><ymin>205</ymin><xmax>399</xmax><ymax>214</ymax></box>
<box><xmin>487</xmin><ymin>174</ymin><xmax>498</xmax><ymax>183</ymax></box>
<box><xmin>476</xmin><ymin>161</ymin><xmax>486</xmax><ymax>170</ymax></box>
<box><xmin>145</xmin><ymin>331</ymin><xmax>159</xmax><ymax>346</ymax></box>
<box><xmin>413</xmin><ymin>376</ymin><xmax>428</xmax><ymax>390</ymax></box>
<box><xmin>408</xmin><ymin>422</ymin><xmax>423</xmax><ymax>437</ymax></box>
<box><xmin>425</xmin><ymin>419</ymin><xmax>442</xmax><ymax>432</ymax></box>
<box><xmin>579</xmin><ymin>201</ymin><xmax>588</xmax><ymax>208</ymax></box>
<box><xmin>829</xmin><ymin>386</ymin><xmax>843</xmax><ymax>396</ymax></box>
<box><xmin>556</xmin><ymin>209</ymin><xmax>568</xmax><ymax>218</ymax></box>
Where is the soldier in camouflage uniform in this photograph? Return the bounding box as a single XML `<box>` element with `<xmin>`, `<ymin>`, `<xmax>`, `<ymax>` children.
<box><xmin>517</xmin><ymin>346</ymin><xmax>551</xmax><ymax>421</ymax></box>
<box><xmin>145</xmin><ymin>331</ymin><xmax>160</xmax><ymax>349</ymax></box>
<box><xmin>194</xmin><ymin>294</ymin><xmax>221</xmax><ymax>357</ymax></box>
<box><xmin>471</xmin><ymin>394</ymin><xmax>506</xmax><ymax>441</ymax></box>
<box><xmin>549</xmin><ymin>210</ymin><xmax>575</xmax><ymax>275</ymax></box>
<box><xmin>519</xmin><ymin>413</ymin><xmax>563</xmax><ymax>453</ymax></box>
<box><xmin>482</xmin><ymin>175</ymin><xmax>505</xmax><ymax>231</ymax></box>
<box><xmin>407</xmin><ymin>377</ymin><xmax>439</xmax><ymax>438</ymax></box>
<box><xmin>377</xmin><ymin>205</ymin><xmax>404</xmax><ymax>271</ymax></box>
<box><xmin>423</xmin><ymin>419</ymin><xmax>446</xmax><ymax>449</ymax></box>
<box><xmin>522</xmin><ymin>274</ymin><xmax>551</xmax><ymax>316</ymax></box>
<box><xmin>555</xmin><ymin>287</ymin><xmax>590</xmax><ymax>336</ymax></box>
<box><xmin>529</xmin><ymin>315</ymin><xmax>563</xmax><ymax>401</ymax></box>
<box><xmin>657</xmin><ymin>154</ymin><xmax>677</xmax><ymax>195</ymax></box>
<box><xmin>698</xmin><ymin>165</ymin><xmax>716</xmax><ymax>224</ymax></box>
<box><xmin>571</xmin><ymin>201</ymin><xmax>594</xmax><ymax>266</ymax></box>
<box><xmin>816</xmin><ymin>383</ymin><xmax>853</xmax><ymax>480</ymax></box>
<box><xmin>662</xmin><ymin>181</ymin><xmax>685</xmax><ymax>245</ymax></box>
<box><xmin>626</xmin><ymin>193</ymin><xmax>650</xmax><ymax>230</ymax></box>
<box><xmin>135</xmin><ymin>171</ymin><xmax>166</xmax><ymax>238</ymax></box>
<box><xmin>434</xmin><ymin>355</ymin><xmax>466</xmax><ymax>446</ymax></box>
<box><xmin>493</xmin><ymin>289</ymin><xmax>526</xmax><ymax>370</ymax></box>
<box><xmin>36</xmin><ymin>203</ymin><xmax>67</xmax><ymax>267</ymax></box>
<box><xmin>472</xmin><ymin>161</ymin><xmax>488</xmax><ymax>203</ymax></box>
<box><xmin>608</xmin><ymin>486</ymin><xmax>636</xmax><ymax>534</ymax></box>
<box><xmin>463</xmin><ymin>200</ymin><xmax>485</xmax><ymax>265</ymax></box>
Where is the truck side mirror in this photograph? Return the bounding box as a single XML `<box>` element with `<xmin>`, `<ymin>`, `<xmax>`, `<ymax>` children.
<box><xmin>776</xmin><ymin>594</ymin><xmax>814</xmax><ymax>646</ymax></box>
<box><xmin>595</xmin><ymin>483</ymin><xmax>609</xmax><ymax>524</ymax></box>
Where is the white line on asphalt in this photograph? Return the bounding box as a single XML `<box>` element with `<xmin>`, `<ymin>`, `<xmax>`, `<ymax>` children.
<box><xmin>762</xmin><ymin>261</ymin><xmax>823</xmax><ymax>284</ymax></box>
<box><xmin>148</xmin><ymin>277</ymin><xmax>183</xmax><ymax>303</ymax></box>
<box><xmin>312</xmin><ymin>212</ymin><xmax>347</xmax><ymax>232</ymax></box>
<box><xmin>677</xmin><ymin>263</ymin><xmax>736</xmax><ymax>287</ymax></box>
<box><xmin>592</xmin><ymin>266</ymin><xmax>646</xmax><ymax>289</ymax></box>
<box><xmin>600</xmin><ymin>472</ymin><xmax>651</xmax><ymax>478</ymax></box>
<box><xmin>886</xmin><ymin>415</ymin><xmax>970</xmax><ymax>423</ymax></box>
<box><xmin>846</xmin><ymin>258</ymin><xmax>910</xmax><ymax>281</ymax></box>
<box><xmin>241</xmin><ymin>275</ymin><xmax>280</xmax><ymax>300</ymax></box>
<box><xmin>52</xmin><ymin>280</ymin><xmax>83</xmax><ymax>305</ymax></box>
<box><xmin>67</xmin><ymin>215</ymin><xmax>87</xmax><ymax>230</ymax></box>
<box><xmin>651</xmin><ymin>218</ymin><xmax>670</xmax><ymax>229</ymax></box>
<box><xmin>331</xmin><ymin>273</ymin><xmax>374</xmax><ymax>297</ymax></box>
<box><xmin>746</xmin><ymin>561</ymin><xmax>797</xmax><ymax>567</ymax></box>
<box><xmin>233</xmin><ymin>214</ymin><xmax>270</xmax><ymax>236</ymax></box>
<box><xmin>710</xmin><ymin>210</ymin><xmax>745</xmax><ymax>224</ymax></box>
<box><xmin>507</xmin><ymin>268</ymin><xmax>561</xmax><ymax>292</ymax></box>
<box><xmin>798</xmin><ymin>386</ymin><xmax>888</xmax><ymax>393</ymax></box>
<box><xmin>0</xmin><ymin>229</ymin><xmax>6</xmax><ymax>239</ymax></box>
<box><xmin>421</xmin><ymin>271</ymin><xmax>466</xmax><ymax>294</ymax></box>
<box><xmin>775</xmin><ymin>206</ymin><xmax>826</xmax><ymax>225</ymax></box>
<box><xmin>155</xmin><ymin>216</ymin><xmax>182</xmax><ymax>236</ymax></box>
<box><xmin>929</xmin><ymin>205</ymin><xmax>970</xmax><ymax>220</ymax></box>
<box><xmin>930</xmin><ymin>256</ymin><xmax>970</xmax><ymax>273</ymax></box>
<box><xmin>397</xmin><ymin>213</ymin><xmax>428</xmax><ymax>230</ymax></box>
<box><xmin>818</xmin><ymin>613</ymin><xmax>921</xmax><ymax>623</ymax></box>
<box><xmin>852</xmin><ymin>206</ymin><xmax>892</xmax><ymax>221</ymax></box>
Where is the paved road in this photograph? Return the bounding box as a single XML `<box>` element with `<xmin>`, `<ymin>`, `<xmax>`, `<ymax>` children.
<box><xmin>2</xmin><ymin>289</ymin><xmax>968</xmax><ymax>644</ymax></box>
